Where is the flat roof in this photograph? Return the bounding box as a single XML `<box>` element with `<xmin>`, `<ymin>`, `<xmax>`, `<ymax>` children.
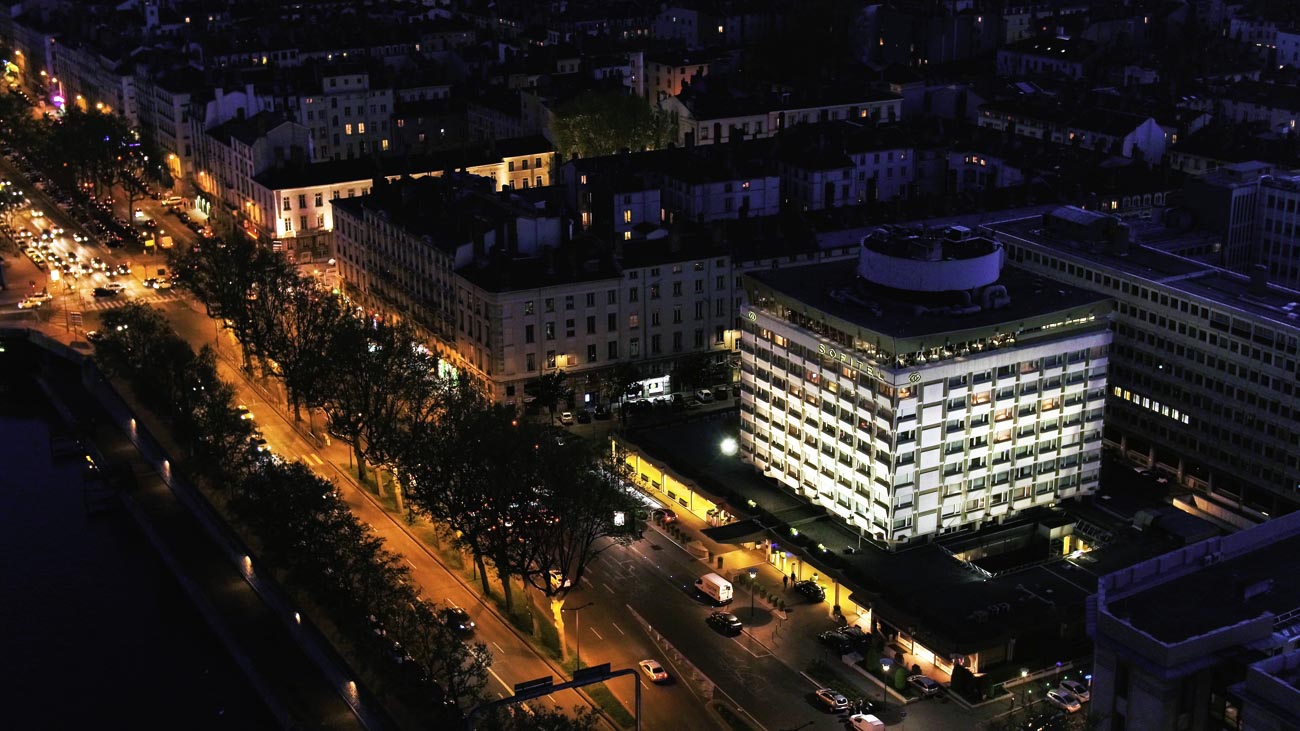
<box><xmin>1107</xmin><ymin>532</ymin><xmax>1300</xmax><ymax>644</ymax></box>
<box><xmin>745</xmin><ymin>257</ymin><xmax>1111</xmax><ymax>341</ymax></box>
<box><xmin>986</xmin><ymin>216</ymin><xmax>1300</xmax><ymax>330</ymax></box>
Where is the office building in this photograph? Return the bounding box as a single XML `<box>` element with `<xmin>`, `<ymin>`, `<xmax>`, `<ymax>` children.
<box><xmin>985</xmin><ymin>207</ymin><xmax>1300</xmax><ymax>524</ymax></box>
<box><xmin>1088</xmin><ymin>509</ymin><xmax>1300</xmax><ymax>731</ymax></box>
<box><xmin>739</xmin><ymin>225</ymin><xmax>1112</xmax><ymax>546</ymax></box>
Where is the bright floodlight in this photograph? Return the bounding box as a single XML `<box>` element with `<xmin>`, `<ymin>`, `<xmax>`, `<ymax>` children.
<box><xmin>720</xmin><ymin>437</ymin><xmax>738</xmax><ymax>456</ymax></box>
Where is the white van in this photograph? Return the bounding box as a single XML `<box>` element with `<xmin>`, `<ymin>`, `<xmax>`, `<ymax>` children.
<box><xmin>695</xmin><ymin>573</ymin><xmax>733</xmax><ymax>605</ymax></box>
<box><xmin>160</xmin><ymin>195</ymin><xmax>184</xmax><ymax>207</ymax></box>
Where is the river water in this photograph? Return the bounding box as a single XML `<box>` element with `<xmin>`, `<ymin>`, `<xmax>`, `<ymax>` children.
<box><xmin>0</xmin><ymin>339</ymin><xmax>275</xmax><ymax>729</ymax></box>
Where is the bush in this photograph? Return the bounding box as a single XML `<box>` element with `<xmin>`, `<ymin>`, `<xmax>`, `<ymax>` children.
<box><xmin>951</xmin><ymin>664</ymin><xmax>975</xmax><ymax>698</ymax></box>
<box><xmin>911</xmin><ymin>663</ymin><xmax>922</xmax><ymax>676</ymax></box>
<box><xmin>893</xmin><ymin>666</ymin><xmax>908</xmax><ymax>691</ymax></box>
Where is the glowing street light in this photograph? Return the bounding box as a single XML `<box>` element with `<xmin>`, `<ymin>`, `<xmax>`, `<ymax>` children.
<box><xmin>720</xmin><ymin>437</ymin><xmax>738</xmax><ymax>456</ymax></box>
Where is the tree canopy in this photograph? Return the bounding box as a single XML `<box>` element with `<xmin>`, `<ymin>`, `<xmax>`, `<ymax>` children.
<box><xmin>549</xmin><ymin>92</ymin><xmax>678</xmax><ymax>160</ymax></box>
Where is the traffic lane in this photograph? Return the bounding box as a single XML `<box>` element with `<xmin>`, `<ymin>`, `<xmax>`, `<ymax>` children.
<box><xmin>586</xmin><ymin>540</ymin><xmax>841</xmax><ymax>731</ymax></box>
<box><xmin>558</xmin><ymin>577</ymin><xmax>720</xmax><ymax>731</ymax></box>
<box><xmin>593</xmin><ymin>535</ymin><xmax>1000</xmax><ymax>731</ymax></box>
<box><xmin>623</xmin><ymin>576</ymin><xmax>841</xmax><ymax>731</ymax></box>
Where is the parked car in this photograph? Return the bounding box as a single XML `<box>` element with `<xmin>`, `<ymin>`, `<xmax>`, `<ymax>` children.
<box><xmin>593</xmin><ymin>405</ymin><xmax>611</xmax><ymax>420</ymax></box>
<box><xmin>101</xmin><ymin>282</ymin><xmax>125</xmax><ymax>293</ymax></box>
<box><xmin>1058</xmin><ymin>680</ymin><xmax>1090</xmax><ymax>703</ymax></box>
<box><xmin>638</xmin><ymin>659</ymin><xmax>669</xmax><ymax>683</ymax></box>
<box><xmin>814</xmin><ymin>688</ymin><xmax>850</xmax><ymax>712</ymax></box>
<box><xmin>559</xmin><ymin>411</ymin><xmax>574</xmax><ymax>425</ymax></box>
<box><xmin>92</xmin><ymin>286</ymin><xmax>119</xmax><ymax>298</ymax></box>
<box><xmin>908</xmin><ymin>674</ymin><xmax>942</xmax><ymax>697</ymax></box>
<box><xmin>576</xmin><ymin>410</ymin><xmax>592</xmax><ymax>424</ymax></box>
<box><xmin>706</xmin><ymin>611</ymin><xmax>743</xmax><ymax>637</ymax></box>
<box><xmin>1046</xmin><ymin>689</ymin><xmax>1082</xmax><ymax>713</ymax></box>
<box><xmin>694</xmin><ymin>389</ymin><xmax>714</xmax><ymax>403</ymax></box>
<box><xmin>849</xmin><ymin>714</ymin><xmax>886</xmax><ymax>731</ymax></box>
<box><xmin>652</xmin><ymin>508</ymin><xmax>677</xmax><ymax>523</ymax></box>
<box><xmin>712</xmin><ymin>386</ymin><xmax>730</xmax><ymax>400</ymax></box>
<box><xmin>794</xmin><ymin>580</ymin><xmax>826</xmax><ymax>602</ymax></box>
<box><xmin>817</xmin><ymin>630</ymin><xmax>854</xmax><ymax>654</ymax></box>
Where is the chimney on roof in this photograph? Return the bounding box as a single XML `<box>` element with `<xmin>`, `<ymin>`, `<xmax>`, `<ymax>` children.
<box><xmin>1250</xmin><ymin>264</ymin><xmax>1270</xmax><ymax>295</ymax></box>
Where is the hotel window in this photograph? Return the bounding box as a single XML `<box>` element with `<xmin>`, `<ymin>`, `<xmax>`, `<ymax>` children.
<box><xmin>526</xmin><ymin>353</ymin><xmax>536</xmax><ymax>371</ymax></box>
<box><xmin>624</xmin><ymin>209</ymin><xmax>633</xmax><ymax>224</ymax></box>
<box><xmin>300</xmin><ymin>215</ymin><xmax>307</xmax><ymax>230</ymax></box>
<box><xmin>283</xmin><ymin>198</ymin><xmax>292</xmax><ymax>211</ymax></box>
<box><xmin>314</xmin><ymin>192</ymin><xmax>323</xmax><ymax>206</ymax></box>
<box><xmin>358</xmin><ymin>122</ymin><xmax>366</xmax><ymax>134</ymax></box>
<box><xmin>284</xmin><ymin>217</ymin><xmax>293</xmax><ymax>232</ymax></box>
<box><xmin>345</xmin><ymin>123</ymin><xmax>353</xmax><ymax>135</ymax></box>
<box><xmin>546</xmin><ymin>351</ymin><xmax>556</xmax><ymax>368</ymax></box>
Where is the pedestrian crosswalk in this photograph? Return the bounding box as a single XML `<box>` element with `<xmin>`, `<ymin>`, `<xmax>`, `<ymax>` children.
<box><xmin>74</xmin><ymin>292</ymin><xmax>183</xmax><ymax>312</ymax></box>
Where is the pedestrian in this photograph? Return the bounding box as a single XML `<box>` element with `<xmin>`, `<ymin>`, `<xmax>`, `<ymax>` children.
<box><xmin>790</xmin><ymin>570</ymin><xmax>797</xmax><ymax>583</ymax></box>
<box><xmin>783</xmin><ymin>574</ymin><xmax>789</xmax><ymax>590</ymax></box>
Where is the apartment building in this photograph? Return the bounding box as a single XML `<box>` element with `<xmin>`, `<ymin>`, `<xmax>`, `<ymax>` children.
<box><xmin>984</xmin><ymin>207</ymin><xmax>1300</xmax><ymax>524</ymax></box>
<box><xmin>739</xmin><ymin>226</ymin><xmax>1112</xmax><ymax>547</ymax></box>
<box><xmin>460</xmin><ymin>236</ymin><xmax>736</xmax><ymax>406</ymax></box>
<box><xmin>133</xmin><ymin>68</ymin><xmax>200</xmax><ymax>189</ymax></box>
<box><xmin>1088</xmin><ymin>509</ymin><xmax>1300</xmax><ymax>731</ymax></box>
<box><xmin>663</xmin><ymin>82</ymin><xmax>903</xmax><ymax>147</ymax></box>
<box><xmin>333</xmin><ymin>176</ymin><xmax>737</xmax><ymax>407</ymax></box>
<box><xmin>297</xmin><ymin>70</ymin><xmax>395</xmax><ymax>161</ymax></box>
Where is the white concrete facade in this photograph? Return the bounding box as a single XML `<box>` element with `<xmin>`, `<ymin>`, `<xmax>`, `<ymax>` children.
<box><xmin>739</xmin><ymin>290</ymin><xmax>1109</xmax><ymax>546</ymax></box>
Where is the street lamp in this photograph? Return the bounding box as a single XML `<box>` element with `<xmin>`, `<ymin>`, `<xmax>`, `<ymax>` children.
<box><xmin>720</xmin><ymin>437</ymin><xmax>738</xmax><ymax>456</ymax></box>
<box><xmin>748</xmin><ymin>567</ymin><xmax>758</xmax><ymax>622</ymax></box>
<box><xmin>561</xmin><ymin>601</ymin><xmax>594</xmax><ymax>672</ymax></box>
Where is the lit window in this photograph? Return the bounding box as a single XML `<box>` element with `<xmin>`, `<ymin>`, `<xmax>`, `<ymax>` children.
<box><xmin>624</xmin><ymin>231</ymin><xmax>632</xmax><ymax>240</ymax></box>
<box><xmin>381</xmin><ymin>139</ymin><xmax>389</xmax><ymax>151</ymax></box>
<box><xmin>623</xmin><ymin>209</ymin><xmax>632</xmax><ymax>224</ymax></box>
<box><xmin>358</xmin><ymin>122</ymin><xmax>366</xmax><ymax>134</ymax></box>
<box><xmin>345</xmin><ymin>123</ymin><xmax>353</xmax><ymax>135</ymax></box>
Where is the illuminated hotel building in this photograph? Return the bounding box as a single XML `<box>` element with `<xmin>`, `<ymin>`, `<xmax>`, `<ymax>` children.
<box><xmin>739</xmin><ymin>225</ymin><xmax>1112</xmax><ymax>548</ymax></box>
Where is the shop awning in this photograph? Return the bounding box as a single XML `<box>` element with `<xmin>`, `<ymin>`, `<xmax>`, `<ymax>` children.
<box><xmin>702</xmin><ymin>518</ymin><xmax>769</xmax><ymax>544</ymax></box>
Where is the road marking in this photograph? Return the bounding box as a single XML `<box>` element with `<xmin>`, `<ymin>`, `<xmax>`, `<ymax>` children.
<box><xmin>492</xmin><ymin>641</ymin><xmax>505</xmax><ymax>654</ymax></box>
<box><xmin>601</xmin><ymin>582</ymin><xmax>614</xmax><ymax>594</ymax></box>
<box><xmin>405</xmin><ymin>558</ymin><xmax>417</xmax><ymax>569</ymax></box>
<box><xmin>611</xmin><ymin>622</ymin><xmax>625</xmax><ymax>635</ymax></box>
<box><xmin>487</xmin><ymin>667</ymin><xmax>512</xmax><ymax>692</ymax></box>
<box><xmin>590</xmin><ymin>627</ymin><xmax>603</xmax><ymax>640</ymax></box>
<box><xmin>307</xmin><ymin>453</ymin><xmax>324</xmax><ymax>465</ymax></box>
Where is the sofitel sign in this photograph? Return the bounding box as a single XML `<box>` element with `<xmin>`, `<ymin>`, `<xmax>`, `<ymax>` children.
<box><xmin>819</xmin><ymin>343</ymin><xmax>921</xmax><ymax>384</ymax></box>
